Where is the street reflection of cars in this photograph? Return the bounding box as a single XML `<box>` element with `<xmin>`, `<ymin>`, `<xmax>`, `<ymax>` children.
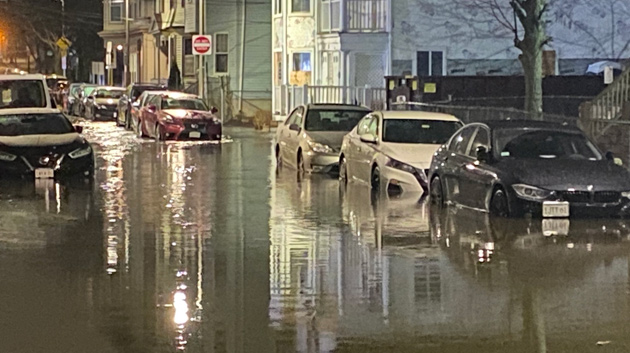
<box><xmin>275</xmin><ymin>104</ymin><xmax>371</xmax><ymax>174</ymax></box>
<box><xmin>117</xmin><ymin>82</ymin><xmax>166</xmax><ymax>129</ymax></box>
<box><xmin>340</xmin><ymin>111</ymin><xmax>462</xmax><ymax>194</ymax></box>
<box><xmin>84</xmin><ymin>86</ymin><xmax>126</xmax><ymax>121</ymax></box>
<box><xmin>0</xmin><ymin>110</ymin><xmax>94</xmax><ymax>179</ymax></box>
<box><xmin>430</xmin><ymin>121</ymin><xmax>630</xmax><ymax>218</ymax></box>
<box><xmin>137</xmin><ymin>92</ymin><xmax>221</xmax><ymax>141</ymax></box>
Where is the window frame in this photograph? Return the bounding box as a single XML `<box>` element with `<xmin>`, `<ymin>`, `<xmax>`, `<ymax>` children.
<box><xmin>468</xmin><ymin>126</ymin><xmax>490</xmax><ymax>158</ymax></box>
<box><xmin>291</xmin><ymin>0</ymin><xmax>311</xmax><ymax>13</ymax></box>
<box><xmin>356</xmin><ymin>115</ymin><xmax>374</xmax><ymax>136</ymax></box>
<box><xmin>214</xmin><ymin>32</ymin><xmax>229</xmax><ymax>75</ymax></box>
<box><xmin>110</xmin><ymin>0</ymin><xmax>124</xmax><ymax>23</ymax></box>
<box><xmin>417</xmin><ymin>50</ymin><xmax>445</xmax><ymax>77</ymax></box>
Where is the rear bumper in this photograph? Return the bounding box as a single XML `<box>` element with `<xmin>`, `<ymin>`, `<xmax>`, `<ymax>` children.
<box><xmin>94</xmin><ymin>109</ymin><xmax>117</xmax><ymax>121</ymax></box>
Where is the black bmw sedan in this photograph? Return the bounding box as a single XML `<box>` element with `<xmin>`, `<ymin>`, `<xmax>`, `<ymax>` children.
<box><xmin>0</xmin><ymin>110</ymin><xmax>94</xmax><ymax>179</ymax></box>
<box><xmin>429</xmin><ymin>120</ymin><xmax>630</xmax><ymax>218</ymax></box>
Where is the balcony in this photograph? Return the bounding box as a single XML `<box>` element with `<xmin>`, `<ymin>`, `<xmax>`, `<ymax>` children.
<box><xmin>319</xmin><ymin>0</ymin><xmax>387</xmax><ymax>34</ymax></box>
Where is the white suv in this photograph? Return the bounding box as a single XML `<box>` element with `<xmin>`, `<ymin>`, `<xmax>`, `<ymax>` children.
<box><xmin>0</xmin><ymin>74</ymin><xmax>56</xmax><ymax>114</ymax></box>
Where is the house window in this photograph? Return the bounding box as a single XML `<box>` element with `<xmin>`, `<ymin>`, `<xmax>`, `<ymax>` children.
<box><xmin>292</xmin><ymin>0</ymin><xmax>310</xmax><ymax>13</ymax></box>
<box><xmin>215</xmin><ymin>33</ymin><xmax>229</xmax><ymax>74</ymax></box>
<box><xmin>274</xmin><ymin>0</ymin><xmax>282</xmax><ymax>14</ymax></box>
<box><xmin>290</xmin><ymin>52</ymin><xmax>311</xmax><ymax>85</ymax></box>
<box><xmin>110</xmin><ymin>0</ymin><xmax>124</xmax><ymax>22</ymax></box>
<box><xmin>417</xmin><ymin>51</ymin><xmax>444</xmax><ymax>76</ymax></box>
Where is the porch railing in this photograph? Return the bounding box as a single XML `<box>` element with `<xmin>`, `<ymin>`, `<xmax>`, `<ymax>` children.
<box><xmin>273</xmin><ymin>84</ymin><xmax>386</xmax><ymax>118</ymax></box>
<box><xmin>580</xmin><ymin>68</ymin><xmax>630</xmax><ymax>140</ymax></box>
<box><xmin>319</xmin><ymin>0</ymin><xmax>387</xmax><ymax>33</ymax></box>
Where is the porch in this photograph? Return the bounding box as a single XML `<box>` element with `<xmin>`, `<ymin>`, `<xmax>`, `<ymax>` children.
<box><xmin>273</xmin><ymin>84</ymin><xmax>386</xmax><ymax>120</ymax></box>
<box><xmin>319</xmin><ymin>0</ymin><xmax>388</xmax><ymax>33</ymax></box>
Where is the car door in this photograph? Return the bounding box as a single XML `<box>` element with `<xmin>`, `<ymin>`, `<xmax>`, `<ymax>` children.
<box><xmin>142</xmin><ymin>95</ymin><xmax>160</xmax><ymax>135</ymax></box>
<box><xmin>457</xmin><ymin>126</ymin><xmax>497</xmax><ymax>210</ymax></box>
<box><xmin>284</xmin><ymin>106</ymin><xmax>305</xmax><ymax>167</ymax></box>
<box><xmin>441</xmin><ymin>125</ymin><xmax>476</xmax><ymax>206</ymax></box>
<box><xmin>347</xmin><ymin>114</ymin><xmax>375</xmax><ymax>182</ymax></box>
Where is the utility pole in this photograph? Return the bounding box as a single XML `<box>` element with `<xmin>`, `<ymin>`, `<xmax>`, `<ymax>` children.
<box><xmin>124</xmin><ymin>0</ymin><xmax>130</xmax><ymax>86</ymax></box>
<box><xmin>61</xmin><ymin>0</ymin><xmax>66</xmax><ymax>77</ymax></box>
<box><xmin>198</xmin><ymin>0</ymin><xmax>205</xmax><ymax>99</ymax></box>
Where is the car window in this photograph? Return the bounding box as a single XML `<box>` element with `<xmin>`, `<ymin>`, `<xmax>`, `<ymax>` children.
<box><xmin>496</xmin><ymin>129</ymin><xmax>602</xmax><ymax>160</ymax></box>
<box><xmin>0</xmin><ymin>113</ymin><xmax>73</xmax><ymax>136</ymax></box>
<box><xmin>303</xmin><ymin>109</ymin><xmax>368</xmax><ymax>132</ymax></box>
<box><xmin>356</xmin><ymin>115</ymin><xmax>374</xmax><ymax>135</ymax></box>
<box><xmin>468</xmin><ymin>127</ymin><xmax>490</xmax><ymax>157</ymax></box>
<box><xmin>161</xmin><ymin>97</ymin><xmax>207</xmax><ymax>110</ymax></box>
<box><xmin>0</xmin><ymin>80</ymin><xmax>47</xmax><ymax>109</ymax></box>
<box><xmin>294</xmin><ymin>107</ymin><xmax>305</xmax><ymax>127</ymax></box>
<box><xmin>368</xmin><ymin>116</ymin><xmax>379</xmax><ymax>137</ymax></box>
<box><xmin>382</xmin><ymin>119</ymin><xmax>462</xmax><ymax>144</ymax></box>
<box><xmin>452</xmin><ymin>126</ymin><xmax>475</xmax><ymax>155</ymax></box>
<box><xmin>95</xmin><ymin>89</ymin><xmax>125</xmax><ymax>99</ymax></box>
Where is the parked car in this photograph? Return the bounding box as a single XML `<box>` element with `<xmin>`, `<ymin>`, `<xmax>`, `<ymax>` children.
<box><xmin>0</xmin><ymin>109</ymin><xmax>93</xmax><ymax>179</ymax></box>
<box><xmin>45</xmin><ymin>74</ymin><xmax>68</xmax><ymax>106</ymax></box>
<box><xmin>117</xmin><ymin>83</ymin><xmax>166</xmax><ymax>129</ymax></box>
<box><xmin>75</xmin><ymin>84</ymin><xmax>97</xmax><ymax>117</ymax></box>
<box><xmin>130</xmin><ymin>90</ymin><xmax>165</xmax><ymax>133</ymax></box>
<box><xmin>429</xmin><ymin>120</ymin><xmax>630</xmax><ymax>218</ymax></box>
<box><xmin>339</xmin><ymin>111</ymin><xmax>463</xmax><ymax>194</ymax></box>
<box><xmin>64</xmin><ymin>83</ymin><xmax>84</xmax><ymax>115</ymax></box>
<box><xmin>275</xmin><ymin>104</ymin><xmax>371</xmax><ymax>174</ymax></box>
<box><xmin>84</xmin><ymin>86</ymin><xmax>126</xmax><ymax>121</ymax></box>
<box><xmin>137</xmin><ymin>92</ymin><xmax>221</xmax><ymax>141</ymax></box>
<box><xmin>0</xmin><ymin>74</ymin><xmax>54</xmax><ymax>111</ymax></box>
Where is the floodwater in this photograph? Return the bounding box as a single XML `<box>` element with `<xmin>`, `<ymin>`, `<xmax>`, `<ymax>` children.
<box><xmin>2</xmin><ymin>124</ymin><xmax>630</xmax><ymax>352</ymax></box>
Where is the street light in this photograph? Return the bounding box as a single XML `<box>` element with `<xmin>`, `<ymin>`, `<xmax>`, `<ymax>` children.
<box><xmin>117</xmin><ymin>44</ymin><xmax>124</xmax><ymax>51</ymax></box>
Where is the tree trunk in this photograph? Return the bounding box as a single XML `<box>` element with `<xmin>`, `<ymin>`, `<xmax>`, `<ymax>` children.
<box><xmin>513</xmin><ymin>0</ymin><xmax>548</xmax><ymax>120</ymax></box>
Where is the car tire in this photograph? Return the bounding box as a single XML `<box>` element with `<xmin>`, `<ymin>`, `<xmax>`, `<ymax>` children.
<box><xmin>489</xmin><ymin>187</ymin><xmax>510</xmax><ymax>217</ymax></box>
<box><xmin>297</xmin><ymin>151</ymin><xmax>305</xmax><ymax>173</ymax></box>
<box><xmin>155</xmin><ymin>124</ymin><xmax>162</xmax><ymax>141</ymax></box>
<box><xmin>430</xmin><ymin>176</ymin><xmax>445</xmax><ymax>207</ymax></box>
<box><xmin>275</xmin><ymin>145</ymin><xmax>282</xmax><ymax>167</ymax></box>
<box><xmin>339</xmin><ymin>156</ymin><xmax>348</xmax><ymax>184</ymax></box>
<box><xmin>371</xmin><ymin>165</ymin><xmax>381</xmax><ymax>192</ymax></box>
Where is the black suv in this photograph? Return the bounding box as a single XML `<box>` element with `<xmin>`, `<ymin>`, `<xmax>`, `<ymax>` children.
<box><xmin>117</xmin><ymin>83</ymin><xmax>166</xmax><ymax>129</ymax></box>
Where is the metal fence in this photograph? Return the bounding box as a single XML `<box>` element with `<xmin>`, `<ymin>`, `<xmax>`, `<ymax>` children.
<box><xmin>274</xmin><ymin>84</ymin><xmax>386</xmax><ymax>117</ymax></box>
<box><xmin>319</xmin><ymin>0</ymin><xmax>387</xmax><ymax>33</ymax></box>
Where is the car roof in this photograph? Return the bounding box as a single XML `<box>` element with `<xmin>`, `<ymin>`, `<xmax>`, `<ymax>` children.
<box><xmin>95</xmin><ymin>86</ymin><xmax>125</xmax><ymax>90</ymax></box>
<box><xmin>158</xmin><ymin>91</ymin><xmax>199</xmax><ymax>99</ymax></box>
<box><xmin>0</xmin><ymin>74</ymin><xmax>46</xmax><ymax>80</ymax></box>
<box><xmin>377</xmin><ymin>110</ymin><xmax>461</xmax><ymax>121</ymax></box>
<box><xmin>307</xmin><ymin>103</ymin><xmax>371</xmax><ymax>111</ymax></box>
<box><xmin>481</xmin><ymin>120</ymin><xmax>580</xmax><ymax>132</ymax></box>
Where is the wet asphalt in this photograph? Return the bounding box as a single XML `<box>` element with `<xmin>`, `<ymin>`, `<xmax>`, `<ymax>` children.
<box><xmin>1</xmin><ymin>123</ymin><xmax>630</xmax><ymax>352</ymax></box>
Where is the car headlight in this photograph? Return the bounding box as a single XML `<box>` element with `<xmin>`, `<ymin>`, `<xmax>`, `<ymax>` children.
<box><xmin>387</xmin><ymin>158</ymin><xmax>417</xmax><ymax>175</ymax></box>
<box><xmin>0</xmin><ymin>151</ymin><xmax>17</xmax><ymax>162</ymax></box>
<box><xmin>68</xmin><ymin>145</ymin><xmax>92</xmax><ymax>159</ymax></box>
<box><xmin>512</xmin><ymin>184</ymin><xmax>553</xmax><ymax>201</ymax></box>
<box><xmin>308</xmin><ymin>141</ymin><xmax>334</xmax><ymax>154</ymax></box>
<box><xmin>163</xmin><ymin>114</ymin><xmax>174</xmax><ymax>123</ymax></box>
<box><xmin>622</xmin><ymin>191</ymin><xmax>630</xmax><ymax>199</ymax></box>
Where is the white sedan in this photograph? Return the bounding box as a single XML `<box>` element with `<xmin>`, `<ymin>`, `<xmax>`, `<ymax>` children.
<box><xmin>339</xmin><ymin>111</ymin><xmax>463</xmax><ymax>194</ymax></box>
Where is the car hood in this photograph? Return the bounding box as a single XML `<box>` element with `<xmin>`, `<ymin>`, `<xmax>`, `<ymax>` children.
<box><xmin>0</xmin><ymin>133</ymin><xmax>82</xmax><ymax>147</ymax></box>
<box><xmin>95</xmin><ymin>98</ymin><xmax>118</xmax><ymax>105</ymax></box>
<box><xmin>163</xmin><ymin>109</ymin><xmax>217</xmax><ymax>121</ymax></box>
<box><xmin>306</xmin><ymin>131</ymin><xmax>348</xmax><ymax>150</ymax></box>
<box><xmin>380</xmin><ymin>142</ymin><xmax>441</xmax><ymax>169</ymax></box>
<box><xmin>498</xmin><ymin>159</ymin><xmax>630</xmax><ymax>191</ymax></box>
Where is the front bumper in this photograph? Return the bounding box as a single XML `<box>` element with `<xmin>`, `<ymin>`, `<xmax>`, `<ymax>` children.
<box><xmin>94</xmin><ymin>108</ymin><xmax>118</xmax><ymax>121</ymax></box>
<box><xmin>382</xmin><ymin>166</ymin><xmax>428</xmax><ymax>194</ymax></box>
<box><xmin>160</xmin><ymin>121</ymin><xmax>222</xmax><ymax>140</ymax></box>
<box><xmin>304</xmin><ymin>152</ymin><xmax>339</xmax><ymax>174</ymax></box>
<box><xmin>0</xmin><ymin>154</ymin><xmax>94</xmax><ymax>179</ymax></box>
<box><xmin>510</xmin><ymin>193</ymin><xmax>630</xmax><ymax>218</ymax></box>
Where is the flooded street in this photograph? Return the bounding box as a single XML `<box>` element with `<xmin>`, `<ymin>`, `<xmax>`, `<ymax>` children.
<box><xmin>3</xmin><ymin>123</ymin><xmax>630</xmax><ymax>352</ymax></box>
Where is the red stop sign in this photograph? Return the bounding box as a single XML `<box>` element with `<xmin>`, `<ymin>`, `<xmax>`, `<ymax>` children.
<box><xmin>193</xmin><ymin>35</ymin><xmax>211</xmax><ymax>55</ymax></box>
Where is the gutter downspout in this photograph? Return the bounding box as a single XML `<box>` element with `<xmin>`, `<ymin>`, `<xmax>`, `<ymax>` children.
<box><xmin>238</xmin><ymin>0</ymin><xmax>246</xmax><ymax>112</ymax></box>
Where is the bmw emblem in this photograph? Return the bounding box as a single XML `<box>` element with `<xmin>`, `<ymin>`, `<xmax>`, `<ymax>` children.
<box><xmin>39</xmin><ymin>156</ymin><xmax>51</xmax><ymax>165</ymax></box>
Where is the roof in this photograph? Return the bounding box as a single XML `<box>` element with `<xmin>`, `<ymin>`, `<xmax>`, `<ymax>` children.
<box><xmin>481</xmin><ymin>120</ymin><xmax>580</xmax><ymax>131</ymax></box>
<box><xmin>0</xmin><ymin>74</ymin><xmax>46</xmax><ymax>80</ymax></box>
<box><xmin>95</xmin><ymin>86</ymin><xmax>126</xmax><ymax>91</ymax></box>
<box><xmin>378</xmin><ymin>110</ymin><xmax>461</xmax><ymax>122</ymax></box>
<box><xmin>307</xmin><ymin>103</ymin><xmax>371</xmax><ymax>111</ymax></box>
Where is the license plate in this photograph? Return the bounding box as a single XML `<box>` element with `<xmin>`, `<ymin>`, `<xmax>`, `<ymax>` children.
<box><xmin>542</xmin><ymin>201</ymin><xmax>570</xmax><ymax>218</ymax></box>
<box><xmin>189</xmin><ymin>131</ymin><xmax>201</xmax><ymax>138</ymax></box>
<box><xmin>542</xmin><ymin>219</ymin><xmax>570</xmax><ymax>236</ymax></box>
<box><xmin>35</xmin><ymin>168</ymin><xmax>54</xmax><ymax>179</ymax></box>
<box><xmin>113</xmin><ymin>112</ymin><xmax>117</xmax><ymax>118</ymax></box>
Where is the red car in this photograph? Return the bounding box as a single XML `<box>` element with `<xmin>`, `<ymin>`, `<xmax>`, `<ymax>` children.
<box><xmin>137</xmin><ymin>92</ymin><xmax>221</xmax><ymax>141</ymax></box>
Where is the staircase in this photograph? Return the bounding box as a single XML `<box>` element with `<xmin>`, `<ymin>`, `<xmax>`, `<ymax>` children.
<box><xmin>580</xmin><ymin>68</ymin><xmax>630</xmax><ymax>141</ymax></box>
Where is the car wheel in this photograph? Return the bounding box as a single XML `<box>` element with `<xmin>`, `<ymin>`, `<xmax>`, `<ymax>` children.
<box><xmin>430</xmin><ymin>176</ymin><xmax>445</xmax><ymax>207</ymax></box>
<box><xmin>489</xmin><ymin>187</ymin><xmax>510</xmax><ymax>217</ymax></box>
<box><xmin>155</xmin><ymin>124</ymin><xmax>162</xmax><ymax>141</ymax></box>
<box><xmin>275</xmin><ymin>145</ymin><xmax>282</xmax><ymax>167</ymax></box>
<box><xmin>371</xmin><ymin>165</ymin><xmax>381</xmax><ymax>192</ymax></box>
<box><xmin>297</xmin><ymin>151</ymin><xmax>305</xmax><ymax>173</ymax></box>
<box><xmin>339</xmin><ymin>156</ymin><xmax>348</xmax><ymax>184</ymax></box>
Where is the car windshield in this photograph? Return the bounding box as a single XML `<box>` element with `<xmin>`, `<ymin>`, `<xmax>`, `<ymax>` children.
<box><xmin>382</xmin><ymin>119</ymin><xmax>462</xmax><ymax>144</ymax></box>
<box><xmin>70</xmin><ymin>85</ymin><xmax>82</xmax><ymax>96</ymax></box>
<box><xmin>304</xmin><ymin>109</ymin><xmax>368</xmax><ymax>131</ymax></box>
<box><xmin>0</xmin><ymin>114</ymin><xmax>74</xmax><ymax>136</ymax></box>
<box><xmin>0</xmin><ymin>80</ymin><xmax>47</xmax><ymax>109</ymax></box>
<box><xmin>95</xmin><ymin>89</ymin><xmax>125</xmax><ymax>99</ymax></box>
<box><xmin>132</xmin><ymin>87</ymin><xmax>161</xmax><ymax>100</ymax></box>
<box><xmin>162</xmin><ymin>98</ymin><xmax>207</xmax><ymax>110</ymax></box>
<box><xmin>495</xmin><ymin>129</ymin><xmax>602</xmax><ymax>160</ymax></box>
<box><xmin>83</xmin><ymin>86</ymin><xmax>97</xmax><ymax>96</ymax></box>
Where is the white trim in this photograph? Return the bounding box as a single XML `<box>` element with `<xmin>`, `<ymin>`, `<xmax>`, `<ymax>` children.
<box><xmin>289</xmin><ymin>0</ymin><xmax>312</xmax><ymax>15</ymax></box>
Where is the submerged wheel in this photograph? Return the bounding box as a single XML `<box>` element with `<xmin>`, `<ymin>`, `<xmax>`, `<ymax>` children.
<box><xmin>489</xmin><ymin>187</ymin><xmax>510</xmax><ymax>217</ymax></box>
<box><xmin>430</xmin><ymin>176</ymin><xmax>445</xmax><ymax>207</ymax></box>
<box><xmin>339</xmin><ymin>156</ymin><xmax>348</xmax><ymax>184</ymax></box>
<box><xmin>371</xmin><ymin>165</ymin><xmax>381</xmax><ymax>192</ymax></box>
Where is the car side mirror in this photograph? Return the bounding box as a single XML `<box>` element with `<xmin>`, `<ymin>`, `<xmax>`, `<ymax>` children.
<box><xmin>476</xmin><ymin>146</ymin><xmax>490</xmax><ymax>162</ymax></box>
<box><xmin>74</xmin><ymin>125</ymin><xmax>84</xmax><ymax>133</ymax></box>
<box><xmin>210</xmin><ymin>106</ymin><xmax>218</xmax><ymax>114</ymax></box>
<box><xmin>289</xmin><ymin>123</ymin><xmax>301</xmax><ymax>132</ymax></box>
<box><xmin>605</xmin><ymin>151</ymin><xmax>623</xmax><ymax>165</ymax></box>
<box><xmin>147</xmin><ymin>104</ymin><xmax>157</xmax><ymax>112</ymax></box>
<box><xmin>359</xmin><ymin>133</ymin><xmax>378</xmax><ymax>144</ymax></box>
